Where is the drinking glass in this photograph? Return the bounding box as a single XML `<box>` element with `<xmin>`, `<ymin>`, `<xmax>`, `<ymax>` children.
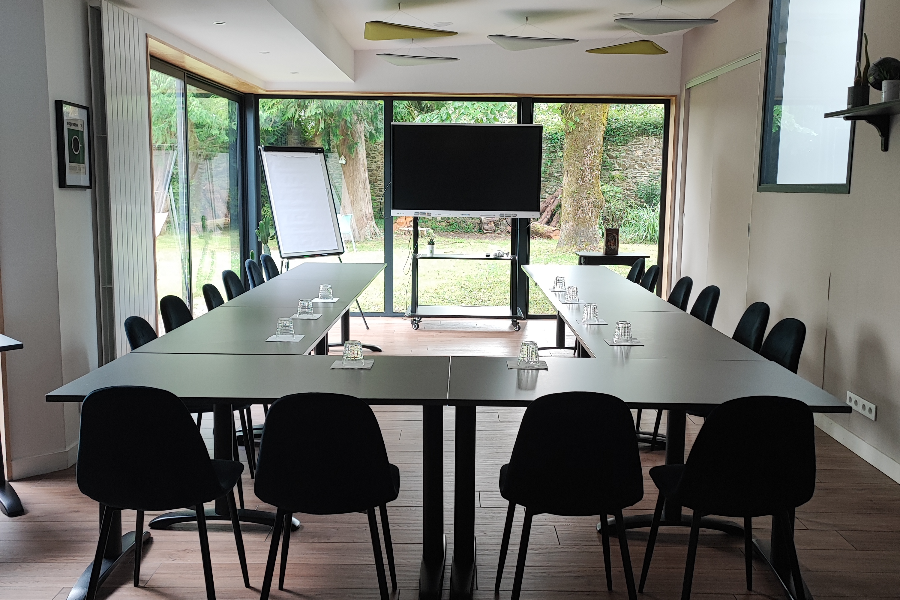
<box><xmin>342</xmin><ymin>340</ymin><xmax>363</xmax><ymax>365</ymax></box>
<box><xmin>298</xmin><ymin>299</ymin><xmax>314</xmax><ymax>315</ymax></box>
<box><xmin>276</xmin><ymin>318</ymin><xmax>294</xmax><ymax>337</ymax></box>
<box><xmin>614</xmin><ymin>320</ymin><xmax>632</xmax><ymax>342</ymax></box>
<box><xmin>582</xmin><ymin>303</ymin><xmax>599</xmax><ymax>323</ymax></box>
<box><xmin>554</xmin><ymin>276</ymin><xmax>566</xmax><ymax>290</ymax></box>
<box><xmin>565</xmin><ymin>285</ymin><xmax>579</xmax><ymax>302</ymax></box>
<box><xmin>319</xmin><ymin>284</ymin><xmax>333</xmax><ymax>300</ymax></box>
<box><xmin>518</xmin><ymin>340</ymin><xmax>539</xmax><ymax>365</ymax></box>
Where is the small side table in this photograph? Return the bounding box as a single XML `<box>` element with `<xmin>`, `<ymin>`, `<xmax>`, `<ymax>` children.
<box><xmin>0</xmin><ymin>334</ymin><xmax>24</xmax><ymax>517</ymax></box>
<box><xmin>576</xmin><ymin>252</ymin><xmax>649</xmax><ymax>267</ymax></box>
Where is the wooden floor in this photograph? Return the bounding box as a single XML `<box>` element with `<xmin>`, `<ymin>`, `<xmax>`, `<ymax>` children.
<box><xmin>9</xmin><ymin>317</ymin><xmax>900</xmax><ymax>600</ymax></box>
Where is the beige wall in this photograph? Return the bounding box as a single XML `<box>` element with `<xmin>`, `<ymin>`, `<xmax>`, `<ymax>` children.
<box><xmin>679</xmin><ymin>0</ymin><xmax>900</xmax><ymax>470</ymax></box>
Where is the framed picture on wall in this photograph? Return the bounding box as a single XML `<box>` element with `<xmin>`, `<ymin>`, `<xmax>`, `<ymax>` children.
<box><xmin>55</xmin><ymin>100</ymin><xmax>92</xmax><ymax>188</ymax></box>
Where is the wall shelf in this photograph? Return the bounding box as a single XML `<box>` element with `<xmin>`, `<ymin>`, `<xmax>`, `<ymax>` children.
<box><xmin>825</xmin><ymin>99</ymin><xmax>900</xmax><ymax>152</ymax></box>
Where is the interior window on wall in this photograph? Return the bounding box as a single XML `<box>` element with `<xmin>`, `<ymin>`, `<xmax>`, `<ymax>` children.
<box><xmin>760</xmin><ymin>0</ymin><xmax>863</xmax><ymax>189</ymax></box>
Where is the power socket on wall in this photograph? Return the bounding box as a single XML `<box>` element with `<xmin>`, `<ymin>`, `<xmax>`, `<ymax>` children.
<box><xmin>847</xmin><ymin>391</ymin><xmax>877</xmax><ymax>421</ymax></box>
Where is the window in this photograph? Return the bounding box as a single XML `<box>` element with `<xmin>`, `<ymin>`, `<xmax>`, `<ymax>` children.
<box><xmin>759</xmin><ymin>0</ymin><xmax>865</xmax><ymax>192</ymax></box>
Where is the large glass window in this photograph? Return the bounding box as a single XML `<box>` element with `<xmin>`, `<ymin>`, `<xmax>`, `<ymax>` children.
<box><xmin>529</xmin><ymin>102</ymin><xmax>666</xmax><ymax>315</ymax></box>
<box><xmin>759</xmin><ymin>0</ymin><xmax>864</xmax><ymax>191</ymax></box>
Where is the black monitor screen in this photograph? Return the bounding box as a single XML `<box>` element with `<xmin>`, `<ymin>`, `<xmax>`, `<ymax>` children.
<box><xmin>391</xmin><ymin>123</ymin><xmax>542</xmax><ymax>217</ymax></box>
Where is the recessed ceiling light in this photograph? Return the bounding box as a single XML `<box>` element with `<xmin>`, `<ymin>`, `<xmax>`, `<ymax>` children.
<box><xmin>214</xmin><ymin>21</ymin><xmax>226</xmax><ymax>25</ymax></box>
<box><xmin>260</xmin><ymin>51</ymin><xmax>270</xmax><ymax>54</ymax></box>
<box><xmin>433</xmin><ymin>22</ymin><xmax>453</xmax><ymax>27</ymax></box>
<box><xmin>290</xmin><ymin>71</ymin><xmax>298</xmax><ymax>74</ymax></box>
<box><xmin>613</xmin><ymin>13</ymin><xmax>633</xmax><ymax>17</ymax></box>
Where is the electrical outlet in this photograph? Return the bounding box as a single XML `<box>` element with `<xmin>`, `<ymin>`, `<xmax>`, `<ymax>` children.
<box><xmin>847</xmin><ymin>391</ymin><xmax>876</xmax><ymax>421</ymax></box>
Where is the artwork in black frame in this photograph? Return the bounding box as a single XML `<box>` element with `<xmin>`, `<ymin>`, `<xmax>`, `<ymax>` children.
<box><xmin>55</xmin><ymin>100</ymin><xmax>92</xmax><ymax>189</ymax></box>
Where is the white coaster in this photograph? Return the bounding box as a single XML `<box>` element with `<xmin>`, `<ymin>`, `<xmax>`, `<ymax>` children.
<box><xmin>312</xmin><ymin>298</ymin><xmax>340</xmax><ymax>303</ymax></box>
<box><xmin>266</xmin><ymin>334</ymin><xmax>306</xmax><ymax>343</ymax></box>
<box><xmin>292</xmin><ymin>314</ymin><xmax>322</xmax><ymax>320</ymax></box>
<box><xmin>507</xmin><ymin>360</ymin><xmax>549</xmax><ymax>370</ymax></box>
<box><xmin>604</xmin><ymin>338</ymin><xmax>643</xmax><ymax>347</ymax></box>
<box><xmin>582</xmin><ymin>319</ymin><xmax>608</xmax><ymax>326</ymax></box>
<box><xmin>331</xmin><ymin>359</ymin><xmax>375</xmax><ymax>370</ymax></box>
<box><xmin>561</xmin><ymin>299</ymin><xmax>581</xmax><ymax>305</ymax></box>
<box><xmin>549</xmin><ymin>287</ymin><xmax>567</xmax><ymax>293</ymax></box>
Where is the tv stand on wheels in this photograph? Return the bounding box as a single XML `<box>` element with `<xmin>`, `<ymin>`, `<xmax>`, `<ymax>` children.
<box><xmin>406</xmin><ymin>217</ymin><xmax>523</xmax><ymax>331</ymax></box>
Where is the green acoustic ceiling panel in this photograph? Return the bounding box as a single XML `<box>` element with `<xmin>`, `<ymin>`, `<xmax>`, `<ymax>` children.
<box><xmin>364</xmin><ymin>21</ymin><xmax>458</xmax><ymax>41</ymax></box>
<box><xmin>586</xmin><ymin>40</ymin><xmax>668</xmax><ymax>55</ymax></box>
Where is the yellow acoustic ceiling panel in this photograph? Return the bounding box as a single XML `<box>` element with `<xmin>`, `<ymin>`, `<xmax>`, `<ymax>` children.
<box><xmin>364</xmin><ymin>21</ymin><xmax>458</xmax><ymax>40</ymax></box>
<box><xmin>586</xmin><ymin>40</ymin><xmax>668</xmax><ymax>55</ymax></box>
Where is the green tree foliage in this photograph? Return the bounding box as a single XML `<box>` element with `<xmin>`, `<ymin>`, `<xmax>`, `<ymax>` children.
<box><xmin>394</xmin><ymin>100</ymin><xmax>516</xmax><ymax>124</ymax></box>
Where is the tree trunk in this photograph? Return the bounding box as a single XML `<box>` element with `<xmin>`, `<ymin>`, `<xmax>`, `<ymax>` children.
<box><xmin>339</xmin><ymin>120</ymin><xmax>381</xmax><ymax>242</ymax></box>
<box><xmin>556</xmin><ymin>103</ymin><xmax>609</xmax><ymax>250</ymax></box>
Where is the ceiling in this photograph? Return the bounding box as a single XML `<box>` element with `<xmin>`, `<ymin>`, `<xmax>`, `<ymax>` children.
<box><xmin>121</xmin><ymin>0</ymin><xmax>737</xmax><ymax>85</ymax></box>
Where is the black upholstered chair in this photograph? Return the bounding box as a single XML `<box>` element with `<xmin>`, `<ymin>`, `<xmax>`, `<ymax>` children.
<box><xmin>77</xmin><ymin>386</ymin><xmax>250</xmax><ymax>600</ymax></box>
<box><xmin>668</xmin><ymin>276</ymin><xmax>693</xmax><ymax>311</ymax></box>
<box><xmin>496</xmin><ymin>392</ymin><xmax>643</xmax><ymax>600</ymax></box>
<box><xmin>733</xmin><ymin>302</ymin><xmax>770</xmax><ymax>353</ymax></box>
<box><xmin>124</xmin><ymin>316</ymin><xmax>157</xmax><ymax>351</ymax></box>
<box><xmin>761</xmin><ymin>318</ymin><xmax>806</xmax><ymax>373</ymax></box>
<box><xmin>202</xmin><ymin>284</ymin><xmax>224</xmax><ymax>312</ymax></box>
<box><xmin>222</xmin><ymin>269</ymin><xmax>245</xmax><ymax>300</ymax></box>
<box><xmin>640</xmin><ymin>264</ymin><xmax>660</xmax><ymax>293</ymax></box>
<box><xmin>159</xmin><ymin>295</ymin><xmax>193</xmax><ymax>333</ymax></box>
<box><xmin>639</xmin><ymin>396</ymin><xmax>815</xmax><ymax>600</ymax></box>
<box><xmin>626</xmin><ymin>258</ymin><xmax>645</xmax><ymax>283</ymax></box>
<box><xmin>261</xmin><ymin>254</ymin><xmax>280</xmax><ymax>281</ymax></box>
<box><xmin>245</xmin><ymin>259</ymin><xmax>265</xmax><ymax>289</ymax></box>
<box><xmin>689</xmin><ymin>285</ymin><xmax>720</xmax><ymax>326</ymax></box>
<box><xmin>254</xmin><ymin>393</ymin><xmax>399</xmax><ymax>600</ymax></box>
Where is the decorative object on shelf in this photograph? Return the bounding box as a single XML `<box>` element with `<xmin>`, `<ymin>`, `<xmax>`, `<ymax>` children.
<box><xmin>426</xmin><ymin>237</ymin><xmax>435</xmax><ymax>256</ymax></box>
<box><xmin>614</xmin><ymin>0</ymin><xmax>716</xmax><ymax>35</ymax></box>
<box><xmin>55</xmin><ymin>100</ymin><xmax>91</xmax><ymax>188</ymax></box>
<box><xmin>604</xmin><ymin>228</ymin><xmax>620</xmax><ymax>256</ymax></box>
<box><xmin>587</xmin><ymin>40</ymin><xmax>667</xmax><ymax>55</ymax></box>
<box><xmin>849</xmin><ymin>33</ymin><xmax>871</xmax><ymax>108</ymax></box>
<box><xmin>883</xmin><ymin>80</ymin><xmax>900</xmax><ymax>103</ymax></box>
<box><xmin>867</xmin><ymin>56</ymin><xmax>900</xmax><ymax>91</ymax></box>
<box><xmin>488</xmin><ymin>16</ymin><xmax>578</xmax><ymax>51</ymax></box>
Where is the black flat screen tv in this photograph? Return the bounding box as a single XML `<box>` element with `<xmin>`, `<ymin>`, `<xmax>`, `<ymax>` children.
<box><xmin>391</xmin><ymin>123</ymin><xmax>542</xmax><ymax>218</ymax></box>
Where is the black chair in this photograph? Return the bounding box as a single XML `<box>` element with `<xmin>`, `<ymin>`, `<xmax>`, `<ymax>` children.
<box><xmin>202</xmin><ymin>284</ymin><xmax>224</xmax><ymax>312</ymax></box>
<box><xmin>222</xmin><ymin>269</ymin><xmax>245</xmax><ymax>300</ymax></box>
<box><xmin>495</xmin><ymin>392</ymin><xmax>643</xmax><ymax>600</ymax></box>
<box><xmin>124</xmin><ymin>316</ymin><xmax>157</xmax><ymax>350</ymax></box>
<box><xmin>640</xmin><ymin>264</ymin><xmax>660</xmax><ymax>293</ymax></box>
<box><xmin>159</xmin><ymin>294</ymin><xmax>193</xmax><ymax>333</ymax></box>
<box><xmin>639</xmin><ymin>396</ymin><xmax>815</xmax><ymax>600</ymax></box>
<box><xmin>77</xmin><ymin>386</ymin><xmax>250</xmax><ymax>600</ymax></box>
<box><xmin>254</xmin><ymin>393</ymin><xmax>399</xmax><ymax>600</ymax></box>
<box><xmin>668</xmin><ymin>276</ymin><xmax>693</xmax><ymax>311</ymax></box>
<box><xmin>261</xmin><ymin>254</ymin><xmax>280</xmax><ymax>281</ymax></box>
<box><xmin>245</xmin><ymin>259</ymin><xmax>265</xmax><ymax>289</ymax></box>
<box><xmin>761</xmin><ymin>318</ymin><xmax>806</xmax><ymax>373</ymax></box>
<box><xmin>689</xmin><ymin>285</ymin><xmax>720</xmax><ymax>326</ymax></box>
<box><xmin>626</xmin><ymin>258</ymin><xmax>645</xmax><ymax>283</ymax></box>
<box><xmin>733</xmin><ymin>302</ymin><xmax>770</xmax><ymax>353</ymax></box>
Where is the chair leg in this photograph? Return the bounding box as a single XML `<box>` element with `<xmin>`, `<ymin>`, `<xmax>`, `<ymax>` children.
<box><xmin>511</xmin><ymin>509</ymin><xmax>534</xmax><ymax>600</ymax></box>
<box><xmin>134</xmin><ymin>510</ymin><xmax>144</xmax><ymax>587</ymax></box>
<box><xmin>263</xmin><ymin>403</ymin><xmax>269</xmax><ymax>416</ymax></box>
<box><xmin>260</xmin><ymin>508</ymin><xmax>285</xmax><ymax>600</ymax></box>
<box><xmin>278</xmin><ymin>512</ymin><xmax>292</xmax><ymax>590</ymax></box>
<box><xmin>744</xmin><ymin>516</ymin><xmax>753</xmax><ymax>590</ymax></box>
<box><xmin>366</xmin><ymin>507</ymin><xmax>390</xmax><ymax>600</ymax></box>
<box><xmin>86</xmin><ymin>504</ymin><xmax>115</xmax><ymax>600</ymax></box>
<box><xmin>635</xmin><ymin>408</ymin><xmax>643</xmax><ymax>432</ymax></box>
<box><xmin>230</xmin><ymin>424</ymin><xmax>245</xmax><ymax>510</ymax></box>
<box><xmin>639</xmin><ymin>493</ymin><xmax>666</xmax><ymax>593</ymax></box>
<box><xmin>195</xmin><ymin>504</ymin><xmax>216</xmax><ymax>600</ymax></box>
<box><xmin>196</xmin><ymin>411</ymin><xmax>203</xmax><ymax>429</ymax></box>
<box><xmin>495</xmin><ymin>502</ymin><xmax>516</xmax><ymax>593</ymax></box>
<box><xmin>598</xmin><ymin>512</ymin><xmax>613</xmax><ymax>591</ymax></box>
<box><xmin>614</xmin><ymin>510</ymin><xmax>637</xmax><ymax>600</ymax></box>
<box><xmin>225</xmin><ymin>490</ymin><xmax>250</xmax><ymax>588</ymax></box>
<box><xmin>244</xmin><ymin>408</ymin><xmax>257</xmax><ymax>474</ymax></box>
<box><xmin>681</xmin><ymin>510</ymin><xmax>703</xmax><ymax>600</ymax></box>
<box><xmin>237</xmin><ymin>409</ymin><xmax>255</xmax><ymax>479</ymax></box>
<box><xmin>650</xmin><ymin>410</ymin><xmax>664</xmax><ymax>450</ymax></box>
<box><xmin>780</xmin><ymin>510</ymin><xmax>807</xmax><ymax>600</ymax></box>
<box><xmin>379</xmin><ymin>504</ymin><xmax>397</xmax><ymax>591</ymax></box>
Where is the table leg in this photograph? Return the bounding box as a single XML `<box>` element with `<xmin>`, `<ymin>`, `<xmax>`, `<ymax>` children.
<box><xmin>67</xmin><ymin>507</ymin><xmax>150</xmax><ymax>600</ymax></box>
<box><xmin>419</xmin><ymin>405</ymin><xmax>446</xmax><ymax>600</ymax></box>
<box><xmin>314</xmin><ymin>332</ymin><xmax>329</xmax><ymax>355</ymax></box>
<box><xmin>754</xmin><ymin>510</ymin><xmax>813</xmax><ymax>600</ymax></box>
<box><xmin>150</xmin><ymin>404</ymin><xmax>298</xmax><ymax>531</ymax></box>
<box><xmin>555</xmin><ymin>313</ymin><xmax>566</xmax><ymax>348</ymax></box>
<box><xmin>449</xmin><ymin>406</ymin><xmax>477</xmax><ymax>599</ymax></box>
<box><xmin>341</xmin><ymin>309</ymin><xmax>350</xmax><ymax>343</ymax></box>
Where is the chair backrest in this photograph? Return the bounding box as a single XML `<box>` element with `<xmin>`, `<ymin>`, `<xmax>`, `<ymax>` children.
<box><xmin>222</xmin><ymin>269</ymin><xmax>245</xmax><ymax>301</ymax></box>
<box><xmin>124</xmin><ymin>316</ymin><xmax>157</xmax><ymax>351</ymax></box>
<box><xmin>77</xmin><ymin>386</ymin><xmax>223</xmax><ymax>511</ymax></box>
<box><xmin>679</xmin><ymin>396</ymin><xmax>815</xmax><ymax>516</ymax></box>
<box><xmin>626</xmin><ymin>258</ymin><xmax>645</xmax><ymax>283</ymax></box>
<box><xmin>260</xmin><ymin>254</ymin><xmax>280</xmax><ymax>281</ymax></box>
<box><xmin>640</xmin><ymin>264</ymin><xmax>660</xmax><ymax>293</ymax></box>
<box><xmin>667</xmin><ymin>276</ymin><xmax>693</xmax><ymax>311</ymax></box>
<box><xmin>760</xmin><ymin>318</ymin><xmax>806</xmax><ymax>373</ymax></box>
<box><xmin>245</xmin><ymin>259</ymin><xmax>265</xmax><ymax>289</ymax></box>
<box><xmin>689</xmin><ymin>285</ymin><xmax>720</xmax><ymax>326</ymax></box>
<box><xmin>202</xmin><ymin>284</ymin><xmax>224</xmax><ymax>312</ymax></box>
<box><xmin>159</xmin><ymin>295</ymin><xmax>193</xmax><ymax>333</ymax></box>
<box><xmin>733</xmin><ymin>302</ymin><xmax>770</xmax><ymax>353</ymax></box>
<box><xmin>503</xmin><ymin>392</ymin><xmax>643</xmax><ymax>515</ymax></box>
<box><xmin>254</xmin><ymin>393</ymin><xmax>397</xmax><ymax>515</ymax></box>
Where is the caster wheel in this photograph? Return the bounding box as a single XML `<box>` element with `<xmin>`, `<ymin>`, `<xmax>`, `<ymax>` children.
<box><xmin>412</xmin><ymin>321</ymin><xmax>420</xmax><ymax>330</ymax></box>
<box><xmin>513</xmin><ymin>321</ymin><xmax>521</xmax><ymax>331</ymax></box>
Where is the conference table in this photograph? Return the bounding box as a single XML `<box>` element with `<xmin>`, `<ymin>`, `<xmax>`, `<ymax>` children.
<box><xmin>46</xmin><ymin>262</ymin><xmax>848</xmax><ymax>600</ymax></box>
